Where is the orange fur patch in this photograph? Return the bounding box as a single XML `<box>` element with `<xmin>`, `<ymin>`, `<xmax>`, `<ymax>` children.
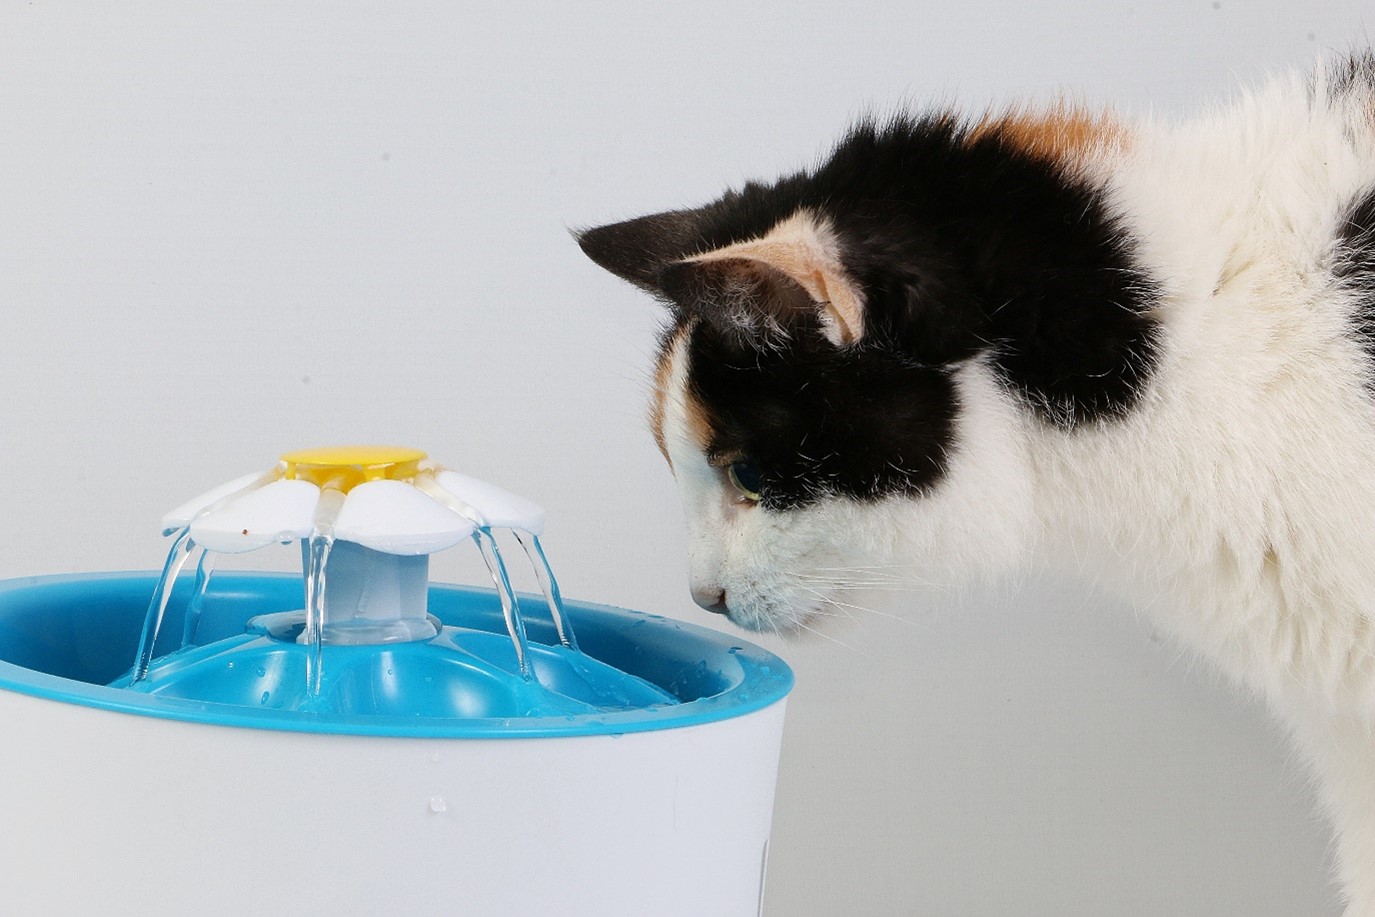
<box><xmin>650</xmin><ymin>325</ymin><xmax>712</xmax><ymax>466</ymax></box>
<box><xmin>649</xmin><ymin>339</ymin><xmax>675</xmax><ymax>463</ymax></box>
<box><xmin>969</xmin><ymin>103</ymin><xmax>1126</xmax><ymax>168</ymax></box>
<box><xmin>682</xmin><ymin>386</ymin><xmax>713</xmax><ymax>455</ymax></box>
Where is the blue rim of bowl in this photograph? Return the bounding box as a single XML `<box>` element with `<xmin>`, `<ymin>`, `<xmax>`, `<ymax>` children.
<box><xmin>0</xmin><ymin>572</ymin><xmax>793</xmax><ymax>739</ymax></box>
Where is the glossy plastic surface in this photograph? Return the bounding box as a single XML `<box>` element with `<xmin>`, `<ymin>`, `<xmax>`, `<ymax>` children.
<box><xmin>0</xmin><ymin>573</ymin><xmax>793</xmax><ymax>738</ymax></box>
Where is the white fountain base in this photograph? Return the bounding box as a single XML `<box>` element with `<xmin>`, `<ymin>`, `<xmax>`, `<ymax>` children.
<box><xmin>0</xmin><ymin>574</ymin><xmax>792</xmax><ymax>917</ymax></box>
<box><xmin>0</xmin><ymin>689</ymin><xmax>785</xmax><ymax>917</ymax></box>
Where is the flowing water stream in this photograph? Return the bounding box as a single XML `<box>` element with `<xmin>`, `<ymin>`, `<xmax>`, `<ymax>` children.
<box><xmin>128</xmin><ymin>473</ymin><xmax>589</xmax><ymax>707</ymax></box>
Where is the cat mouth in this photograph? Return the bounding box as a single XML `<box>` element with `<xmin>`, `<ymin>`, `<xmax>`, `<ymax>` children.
<box><xmin>714</xmin><ymin>591</ymin><xmax>822</xmax><ymax>637</ymax></box>
<box><xmin>719</xmin><ymin>577</ymin><xmax>893</xmax><ymax>639</ymax></box>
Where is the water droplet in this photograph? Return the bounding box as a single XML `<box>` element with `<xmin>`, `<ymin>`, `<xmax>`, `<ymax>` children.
<box><xmin>428</xmin><ymin>796</ymin><xmax>447</xmax><ymax>814</ymax></box>
<box><xmin>255</xmin><ymin>666</ymin><xmax>266</xmax><ymax>678</ymax></box>
<box><xmin>227</xmin><ymin>661</ymin><xmax>235</xmax><ymax>669</ymax></box>
<box><xmin>259</xmin><ymin>691</ymin><xmax>270</xmax><ymax>705</ymax></box>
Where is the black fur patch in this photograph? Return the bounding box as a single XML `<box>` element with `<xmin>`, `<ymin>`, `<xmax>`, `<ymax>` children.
<box><xmin>686</xmin><ymin>318</ymin><xmax>958</xmax><ymax>511</ymax></box>
<box><xmin>1335</xmin><ymin>184</ymin><xmax>1375</xmax><ymax>369</ymax></box>
<box><xmin>1325</xmin><ymin>50</ymin><xmax>1375</xmax><ymax>100</ymax></box>
<box><xmin>818</xmin><ymin>118</ymin><xmax>1160</xmax><ymax>424</ymax></box>
<box><xmin>580</xmin><ymin>115</ymin><xmax>1162</xmax><ymax>507</ymax></box>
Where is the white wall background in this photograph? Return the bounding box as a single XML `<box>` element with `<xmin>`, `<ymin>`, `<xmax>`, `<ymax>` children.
<box><xmin>2</xmin><ymin>2</ymin><xmax>1369</xmax><ymax>914</ymax></box>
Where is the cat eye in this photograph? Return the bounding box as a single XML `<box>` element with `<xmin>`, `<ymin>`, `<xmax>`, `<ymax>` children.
<box><xmin>727</xmin><ymin>460</ymin><xmax>763</xmax><ymax>502</ymax></box>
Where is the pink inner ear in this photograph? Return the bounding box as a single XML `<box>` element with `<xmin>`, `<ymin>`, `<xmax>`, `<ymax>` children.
<box><xmin>684</xmin><ymin>211</ymin><xmax>866</xmax><ymax>346</ymax></box>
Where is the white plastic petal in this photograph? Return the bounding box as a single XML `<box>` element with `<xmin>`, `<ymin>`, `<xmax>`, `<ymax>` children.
<box><xmin>162</xmin><ymin>471</ymin><xmax>272</xmax><ymax>533</ymax></box>
<box><xmin>189</xmin><ymin>479</ymin><xmax>321</xmax><ymax>554</ymax></box>
<box><xmin>333</xmin><ymin>480</ymin><xmax>476</xmax><ymax>555</ymax></box>
<box><xmin>433</xmin><ymin>470</ymin><xmax>546</xmax><ymax>535</ymax></box>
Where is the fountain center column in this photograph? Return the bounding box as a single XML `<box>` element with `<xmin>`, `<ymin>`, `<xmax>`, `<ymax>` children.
<box><xmin>279</xmin><ymin>446</ymin><xmax>440</xmax><ymax>647</ymax></box>
<box><xmin>307</xmin><ymin>541</ymin><xmax>437</xmax><ymax>645</ymax></box>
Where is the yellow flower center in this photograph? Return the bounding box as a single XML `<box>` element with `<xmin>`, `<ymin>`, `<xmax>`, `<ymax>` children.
<box><xmin>280</xmin><ymin>446</ymin><xmax>427</xmax><ymax>493</ymax></box>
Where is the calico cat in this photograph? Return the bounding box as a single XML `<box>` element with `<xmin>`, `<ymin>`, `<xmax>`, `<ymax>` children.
<box><xmin>577</xmin><ymin>53</ymin><xmax>1375</xmax><ymax>913</ymax></box>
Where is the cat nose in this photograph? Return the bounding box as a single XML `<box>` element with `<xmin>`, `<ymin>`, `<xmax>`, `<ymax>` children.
<box><xmin>691</xmin><ymin>585</ymin><xmax>731</xmax><ymax>616</ymax></box>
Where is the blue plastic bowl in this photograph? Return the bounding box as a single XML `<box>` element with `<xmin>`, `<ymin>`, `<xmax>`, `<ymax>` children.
<box><xmin>0</xmin><ymin>572</ymin><xmax>793</xmax><ymax>738</ymax></box>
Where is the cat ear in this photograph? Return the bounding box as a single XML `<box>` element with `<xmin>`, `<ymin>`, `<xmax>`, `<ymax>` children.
<box><xmin>656</xmin><ymin>257</ymin><xmax>819</xmax><ymax>345</ymax></box>
<box><xmin>575</xmin><ymin>209</ymin><xmax>707</xmax><ymax>293</ymax></box>
<box><xmin>578</xmin><ymin>207</ymin><xmax>865</xmax><ymax>347</ymax></box>
<box><xmin>671</xmin><ymin>212</ymin><xmax>865</xmax><ymax>347</ymax></box>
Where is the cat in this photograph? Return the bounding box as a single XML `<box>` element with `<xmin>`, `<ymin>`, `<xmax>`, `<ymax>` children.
<box><xmin>576</xmin><ymin>53</ymin><xmax>1375</xmax><ymax>914</ymax></box>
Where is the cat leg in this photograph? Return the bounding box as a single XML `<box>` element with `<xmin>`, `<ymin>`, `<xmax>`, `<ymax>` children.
<box><xmin>1289</xmin><ymin>713</ymin><xmax>1375</xmax><ymax>916</ymax></box>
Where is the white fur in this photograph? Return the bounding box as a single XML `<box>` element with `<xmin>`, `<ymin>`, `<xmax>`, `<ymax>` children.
<box><xmin>662</xmin><ymin>67</ymin><xmax>1375</xmax><ymax>913</ymax></box>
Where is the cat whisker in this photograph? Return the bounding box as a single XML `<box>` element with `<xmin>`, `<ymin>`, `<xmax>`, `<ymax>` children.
<box><xmin>795</xmin><ymin>572</ymin><xmax>908</xmax><ymax>584</ymax></box>
<box><xmin>794</xmin><ymin>584</ymin><xmax>930</xmax><ymax>630</ymax></box>
<box><xmin>804</xmin><ymin>563</ymin><xmax>935</xmax><ymax>579</ymax></box>
<box><xmin>786</xmin><ymin>614</ymin><xmax>862</xmax><ymax>654</ymax></box>
<box><xmin>804</xmin><ymin>563</ymin><xmax>913</xmax><ymax>574</ymax></box>
<box><xmin>805</xmin><ymin>581</ymin><xmax>934</xmax><ymax>594</ymax></box>
<box><xmin>796</xmin><ymin>572</ymin><xmax>946</xmax><ymax>592</ymax></box>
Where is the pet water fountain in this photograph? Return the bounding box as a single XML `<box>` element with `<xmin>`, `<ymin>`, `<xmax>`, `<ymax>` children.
<box><xmin>0</xmin><ymin>447</ymin><xmax>792</xmax><ymax>916</ymax></box>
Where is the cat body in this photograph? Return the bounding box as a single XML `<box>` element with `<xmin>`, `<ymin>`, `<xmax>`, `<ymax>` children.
<box><xmin>579</xmin><ymin>55</ymin><xmax>1375</xmax><ymax>912</ymax></box>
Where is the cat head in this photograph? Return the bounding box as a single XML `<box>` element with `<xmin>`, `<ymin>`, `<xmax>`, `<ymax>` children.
<box><xmin>577</xmin><ymin>204</ymin><xmax>986</xmax><ymax>634</ymax></box>
<box><xmin>577</xmin><ymin>117</ymin><xmax>1156</xmax><ymax>633</ymax></box>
